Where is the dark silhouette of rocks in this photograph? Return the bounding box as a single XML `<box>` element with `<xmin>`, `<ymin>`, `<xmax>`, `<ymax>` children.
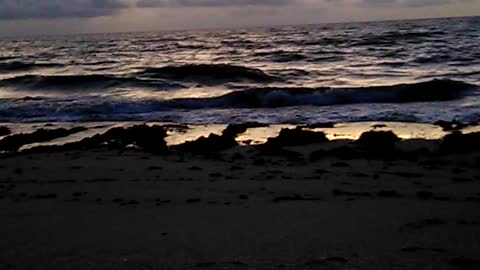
<box><xmin>441</xmin><ymin>131</ymin><xmax>480</xmax><ymax>153</ymax></box>
<box><xmin>27</xmin><ymin>125</ymin><xmax>168</xmax><ymax>154</ymax></box>
<box><xmin>434</xmin><ymin>120</ymin><xmax>469</xmax><ymax>131</ymax></box>
<box><xmin>222</xmin><ymin>122</ymin><xmax>269</xmax><ymax>138</ymax></box>
<box><xmin>0</xmin><ymin>127</ymin><xmax>87</xmax><ymax>152</ymax></box>
<box><xmin>85</xmin><ymin>124</ymin><xmax>167</xmax><ymax>152</ymax></box>
<box><xmin>0</xmin><ymin>126</ymin><xmax>10</xmax><ymax>136</ymax></box>
<box><xmin>264</xmin><ymin>127</ymin><xmax>329</xmax><ymax>148</ymax></box>
<box><xmin>173</xmin><ymin>132</ymin><xmax>238</xmax><ymax>153</ymax></box>
<box><xmin>357</xmin><ymin>130</ymin><xmax>400</xmax><ymax>154</ymax></box>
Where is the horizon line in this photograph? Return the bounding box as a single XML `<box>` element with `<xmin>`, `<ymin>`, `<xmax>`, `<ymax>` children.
<box><xmin>1</xmin><ymin>14</ymin><xmax>478</xmax><ymax>39</ymax></box>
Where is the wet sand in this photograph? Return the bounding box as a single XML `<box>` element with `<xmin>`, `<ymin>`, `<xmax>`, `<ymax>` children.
<box><xmin>1</xmin><ymin>124</ymin><xmax>480</xmax><ymax>270</ymax></box>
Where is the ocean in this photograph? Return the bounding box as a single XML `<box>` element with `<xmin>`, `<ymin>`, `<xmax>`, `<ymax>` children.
<box><xmin>0</xmin><ymin>16</ymin><xmax>479</xmax><ymax>125</ymax></box>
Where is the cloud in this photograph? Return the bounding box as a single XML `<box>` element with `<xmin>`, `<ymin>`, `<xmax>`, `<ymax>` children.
<box><xmin>356</xmin><ymin>0</ymin><xmax>472</xmax><ymax>7</ymax></box>
<box><xmin>0</xmin><ymin>0</ymin><xmax>129</xmax><ymax>20</ymax></box>
<box><xmin>0</xmin><ymin>0</ymin><xmax>474</xmax><ymax>21</ymax></box>
<box><xmin>136</xmin><ymin>0</ymin><xmax>292</xmax><ymax>8</ymax></box>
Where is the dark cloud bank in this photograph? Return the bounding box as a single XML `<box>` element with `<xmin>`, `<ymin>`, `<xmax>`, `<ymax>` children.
<box><xmin>0</xmin><ymin>0</ymin><xmax>128</xmax><ymax>20</ymax></box>
<box><xmin>0</xmin><ymin>0</ymin><xmax>474</xmax><ymax>20</ymax></box>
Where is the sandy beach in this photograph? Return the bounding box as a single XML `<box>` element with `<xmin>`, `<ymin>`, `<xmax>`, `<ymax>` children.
<box><xmin>1</xmin><ymin>123</ymin><xmax>480</xmax><ymax>270</ymax></box>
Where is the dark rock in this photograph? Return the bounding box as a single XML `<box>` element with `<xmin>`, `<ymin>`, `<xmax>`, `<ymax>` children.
<box><xmin>434</xmin><ymin>120</ymin><xmax>468</xmax><ymax>131</ymax></box>
<box><xmin>0</xmin><ymin>126</ymin><xmax>10</xmax><ymax>136</ymax></box>
<box><xmin>173</xmin><ymin>133</ymin><xmax>238</xmax><ymax>153</ymax></box>
<box><xmin>263</xmin><ymin>127</ymin><xmax>329</xmax><ymax>148</ymax></box>
<box><xmin>356</xmin><ymin>131</ymin><xmax>400</xmax><ymax>153</ymax></box>
<box><xmin>441</xmin><ymin>131</ymin><xmax>480</xmax><ymax>154</ymax></box>
<box><xmin>94</xmin><ymin>125</ymin><xmax>167</xmax><ymax>153</ymax></box>
<box><xmin>222</xmin><ymin>122</ymin><xmax>269</xmax><ymax>138</ymax></box>
<box><xmin>0</xmin><ymin>127</ymin><xmax>87</xmax><ymax>152</ymax></box>
<box><xmin>24</xmin><ymin>125</ymin><xmax>167</xmax><ymax>154</ymax></box>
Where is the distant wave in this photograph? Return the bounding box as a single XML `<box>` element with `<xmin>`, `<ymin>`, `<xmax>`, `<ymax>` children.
<box><xmin>0</xmin><ymin>63</ymin><xmax>279</xmax><ymax>90</ymax></box>
<box><xmin>160</xmin><ymin>79</ymin><xmax>477</xmax><ymax>108</ymax></box>
<box><xmin>253</xmin><ymin>51</ymin><xmax>308</xmax><ymax>62</ymax></box>
<box><xmin>0</xmin><ymin>61</ymin><xmax>63</xmax><ymax>72</ymax></box>
<box><xmin>352</xmin><ymin>30</ymin><xmax>446</xmax><ymax>46</ymax></box>
<box><xmin>137</xmin><ymin>64</ymin><xmax>280</xmax><ymax>84</ymax></box>
<box><xmin>0</xmin><ymin>74</ymin><xmax>182</xmax><ymax>91</ymax></box>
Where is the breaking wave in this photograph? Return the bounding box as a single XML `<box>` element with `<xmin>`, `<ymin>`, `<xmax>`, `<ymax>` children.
<box><xmin>161</xmin><ymin>79</ymin><xmax>477</xmax><ymax>108</ymax></box>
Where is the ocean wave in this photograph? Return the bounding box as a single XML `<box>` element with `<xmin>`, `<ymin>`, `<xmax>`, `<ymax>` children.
<box><xmin>253</xmin><ymin>51</ymin><xmax>308</xmax><ymax>62</ymax></box>
<box><xmin>0</xmin><ymin>79</ymin><xmax>476</xmax><ymax>123</ymax></box>
<box><xmin>0</xmin><ymin>63</ymin><xmax>279</xmax><ymax>90</ymax></box>
<box><xmin>137</xmin><ymin>64</ymin><xmax>280</xmax><ymax>84</ymax></box>
<box><xmin>161</xmin><ymin>79</ymin><xmax>477</xmax><ymax>108</ymax></box>
<box><xmin>0</xmin><ymin>56</ymin><xmax>17</xmax><ymax>61</ymax></box>
<box><xmin>0</xmin><ymin>74</ymin><xmax>182</xmax><ymax>91</ymax></box>
<box><xmin>352</xmin><ymin>30</ymin><xmax>446</xmax><ymax>47</ymax></box>
<box><xmin>0</xmin><ymin>61</ymin><xmax>63</xmax><ymax>72</ymax></box>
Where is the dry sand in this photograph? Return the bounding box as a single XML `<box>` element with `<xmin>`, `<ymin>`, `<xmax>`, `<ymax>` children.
<box><xmin>1</xmin><ymin>133</ymin><xmax>480</xmax><ymax>270</ymax></box>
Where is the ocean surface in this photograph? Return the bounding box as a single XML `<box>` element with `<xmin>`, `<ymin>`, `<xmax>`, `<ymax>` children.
<box><xmin>0</xmin><ymin>16</ymin><xmax>479</xmax><ymax>124</ymax></box>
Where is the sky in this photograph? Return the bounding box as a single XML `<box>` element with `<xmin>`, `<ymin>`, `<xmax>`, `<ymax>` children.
<box><xmin>0</xmin><ymin>0</ymin><xmax>479</xmax><ymax>36</ymax></box>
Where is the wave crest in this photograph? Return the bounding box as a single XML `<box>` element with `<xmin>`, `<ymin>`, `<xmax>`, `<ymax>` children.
<box><xmin>0</xmin><ymin>74</ymin><xmax>181</xmax><ymax>91</ymax></box>
<box><xmin>163</xmin><ymin>79</ymin><xmax>477</xmax><ymax>108</ymax></box>
<box><xmin>137</xmin><ymin>64</ymin><xmax>279</xmax><ymax>84</ymax></box>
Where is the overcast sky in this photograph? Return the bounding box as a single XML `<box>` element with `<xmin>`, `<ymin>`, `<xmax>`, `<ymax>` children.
<box><xmin>0</xmin><ymin>0</ymin><xmax>479</xmax><ymax>36</ymax></box>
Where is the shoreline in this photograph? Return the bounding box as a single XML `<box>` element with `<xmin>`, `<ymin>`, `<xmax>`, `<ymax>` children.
<box><xmin>0</xmin><ymin>121</ymin><xmax>479</xmax><ymax>153</ymax></box>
